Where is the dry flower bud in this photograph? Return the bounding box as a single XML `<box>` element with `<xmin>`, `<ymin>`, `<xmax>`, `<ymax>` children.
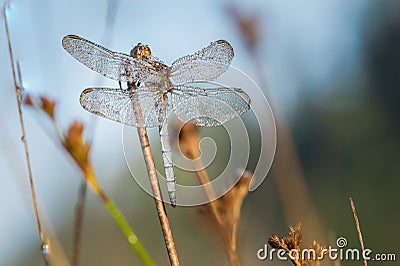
<box><xmin>23</xmin><ymin>93</ymin><xmax>34</xmax><ymax>106</ymax></box>
<box><xmin>39</xmin><ymin>96</ymin><xmax>56</xmax><ymax>120</ymax></box>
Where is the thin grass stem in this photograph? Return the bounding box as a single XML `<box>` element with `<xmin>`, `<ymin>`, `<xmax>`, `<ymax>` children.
<box><xmin>72</xmin><ymin>181</ymin><xmax>87</xmax><ymax>266</ymax></box>
<box><xmin>99</xmin><ymin>189</ymin><xmax>155</xmax><ymax>266</ymax></box>
<box><xmin>60</xmin><ymin>122</ymin><xmax>155</xmax><ymax>266</ymax></box>
<box><xmin>3</xmin><ymin>2</ymin><xmax>49</xmax><ymax>264</ymax></box>
<box><xmin>349</xmin><ymin>197</ymin><xmax>368</xmax><ymax>266</ymax></box>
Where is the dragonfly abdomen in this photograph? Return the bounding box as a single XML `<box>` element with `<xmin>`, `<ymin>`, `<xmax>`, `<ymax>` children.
<box><xmin>159</xmin><ymin>125</ymin><xmax>176</xmax><ymax>207</ymax></box>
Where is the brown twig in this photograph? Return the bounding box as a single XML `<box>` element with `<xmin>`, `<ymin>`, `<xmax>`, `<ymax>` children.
<box><xmin>137</xmin><ymin>127</ymin><xmax>179</xmax><ymax>265</ymax></box>
<box><xmin>199</xmin><ymin>173</ymin><xmax>251</xmax><ymax>266</ymax></box>
<box><xmin>126</xmin><ymin>46</ymin><xmax>179</xmax><ymax>262</ymax></box>
<box><xmin>3</xmin><ymin>2</ymin><xmax>49</xmax><ymax>265</ymax></box>
<box><xmin>178</xmin><ymin>123</ymin><xmax>248</xmax><ymax>266</ymax></box>
<box><xmin>72</xmin><ymin>181</ymin><xmax>87</xmax><ymax>266</ymax></box>
<box><xmin>349</xmin><ymin>197</ymin><xmax>368</xmax><ymax>266</ymax></box>
<box><xmin>178</xmin><ymin>123</ymin><xmax>222</xmax><ymax>224</ymax></box>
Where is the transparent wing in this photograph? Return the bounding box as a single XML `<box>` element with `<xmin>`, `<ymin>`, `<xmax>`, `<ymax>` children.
<box><xmin>169</xmin><ymin>40</ymin><xmax>234</xmax><ymax>84</ymax></box>
<box><xmin>62</xmin><ymin>35</ymin><xmax>158</xmax><ymax>83</ymax></box>
<box><xmin>80</xmin><ymin>87</ymin><xmax>166</xmax><ymax>127</ymax></box>
<box><xmin>170</xmin><ymin>83</ymin><xmax>251</xmax><ymax>127</ymax></box>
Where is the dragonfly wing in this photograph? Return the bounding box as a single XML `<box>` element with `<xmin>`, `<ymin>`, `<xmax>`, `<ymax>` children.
<box><xmin>169</xmin><ymin>40</ymin><xmax>234</xmax><ymax>84</ymax></box>
<box><xmin>170</xmin><ymin>84</ymin><xmax>250</xmax><ymax>127</ymax></box>
<box><xmin>80</xmin><ymin>87</ymin><xmax>166</xmax><ymax>127</ymax></box>
<box><xmin>62</xmin><ymin>35</ymin><xmax>158</xmax><ymax>83</ymax></box>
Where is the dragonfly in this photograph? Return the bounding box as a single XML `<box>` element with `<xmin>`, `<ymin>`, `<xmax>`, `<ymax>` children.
<box><xmin>62</xmin><ymin>35</ymin><xmax>251</xmax><ymax>206</ymax></box>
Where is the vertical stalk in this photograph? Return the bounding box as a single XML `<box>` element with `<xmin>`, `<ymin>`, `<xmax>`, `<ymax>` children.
<box><xmin>180</xmin><ymin>125</ymin><xmax>222</xmax><ymax>224</ymax></box>
<box><xmin>127</xmin><ymin>59</ymin><xmax>179</xmax><ymax>263</ymax></box>
<box><xmin>137</xmin><ymin>127</ymin><xmax>180</xmax><ymax>266</ymax></box>
<box><xmin>350</xmin><ymin>198</ymin><xmax>368</xmax><ymax>266</ymax></box>
<box><xmin>3</xmin><ymin>2</ymin><xmax>49</xmax><ymax>265</ymax></box>
<box><xmin>72</xmin><ymin>182</ymin><xmax>87</xmax><ymax>266</ymax></box>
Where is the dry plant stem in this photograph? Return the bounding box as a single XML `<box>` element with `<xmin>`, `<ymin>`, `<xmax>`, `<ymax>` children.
<box><xmin>128</xmin><ymin>80</ymin><xmax>178</xmax><ymax>264</ymax></box>
<box><xmin>192</xmin><ymin>159</ymin><xmax>239</xmax><ymax>265</ymax></box>
<box><xmin>3</xmin><ymin>3</ymin><xmax>49</xmax><ymax>265</ymax></box>
<box><xmin>72</xmin><ymin>182</ymin><xmax>87</xmax><ymax>266</ymax></box>
<box><xmin>137</xmin><ymin>127</ymin><xmax>180</xmax><ymax>266</ymax></box>
<box><xmin>349</xmin><ymin>197</ymin><xmax>367</xmax><ymax>266</ymax></box>
<box><xmin>292</xmin><ymin>260</ymin><xmax>302</xmax><ymax>266</ymax></box>
<box><xmin>180</xmin><ymin>125</ymin><xmax>242</xmax><ymax>266</ymax></box>
<box><xmin>184</xmin><ymin>137</ymin><xmax>222</xmax><ymax>225</ymax></box>
<box><xmin>192</xmin><ymin>160</ymin><xmax>222</xmax><ymax>225</ymax></box>
<box><xmin>227</xmin><ymin>252</ymin><xmax>241</xmax><ymax>266</ymax></box>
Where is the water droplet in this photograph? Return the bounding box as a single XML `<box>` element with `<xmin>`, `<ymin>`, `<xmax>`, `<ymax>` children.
<box><xmin>41</xmin><ymin>241</ymin><xmax>50</xmax><ymax>255</ymax></box>
<box><xmin>128</xmin><ymin>235</ymin><xmax>137</xmax><ymax>244</ymax></box>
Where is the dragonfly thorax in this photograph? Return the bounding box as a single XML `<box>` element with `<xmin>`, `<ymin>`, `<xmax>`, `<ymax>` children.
<box><xmin>131</xmin><ymin>43</ymin><xmax>151</xmax><ymax>59</ymax></box>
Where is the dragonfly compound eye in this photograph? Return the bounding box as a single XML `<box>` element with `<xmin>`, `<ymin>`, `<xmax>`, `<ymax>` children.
<box><xmin>131</xmin><ymin>44</ymin><xmax>152</xmax><ymax>59</ymax></box>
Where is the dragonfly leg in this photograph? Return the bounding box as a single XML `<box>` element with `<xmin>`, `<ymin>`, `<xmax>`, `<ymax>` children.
<box><xmin>159</xmin><ymin>125</ymin><xmax>176</xmax><ymax>207</ymax></box>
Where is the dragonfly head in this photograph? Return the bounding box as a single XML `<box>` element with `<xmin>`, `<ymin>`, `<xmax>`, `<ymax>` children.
<box><xmin>131</xmin><ymin>43</ymin><xmax>151</xmax><ymax>59</ymax></box>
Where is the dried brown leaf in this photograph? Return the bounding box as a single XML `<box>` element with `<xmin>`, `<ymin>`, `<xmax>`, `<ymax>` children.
<box><xmin>39</xmin><ymin>96</ymin><xmax>56</xmax><ymax>120</ymax></box>
<box><xmin>227</xmin><ymin>6</ymin><xmax>260</xmax><ymax>51</ymax></box>
<box><xmin>23</xmin><ymin>93</ymin><xmax>34</xmax><ymax>106</ymax></box>
<box><xmin>62</xmin><ymin>121</ymin><xmax>90</xmax><ymax>171</ymax></box>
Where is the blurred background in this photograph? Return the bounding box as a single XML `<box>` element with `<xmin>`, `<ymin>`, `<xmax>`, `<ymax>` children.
<box><xmin>1</xmin><ymin>0</ymin><xmax>399</xmax><ymax>265</ymax></box>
